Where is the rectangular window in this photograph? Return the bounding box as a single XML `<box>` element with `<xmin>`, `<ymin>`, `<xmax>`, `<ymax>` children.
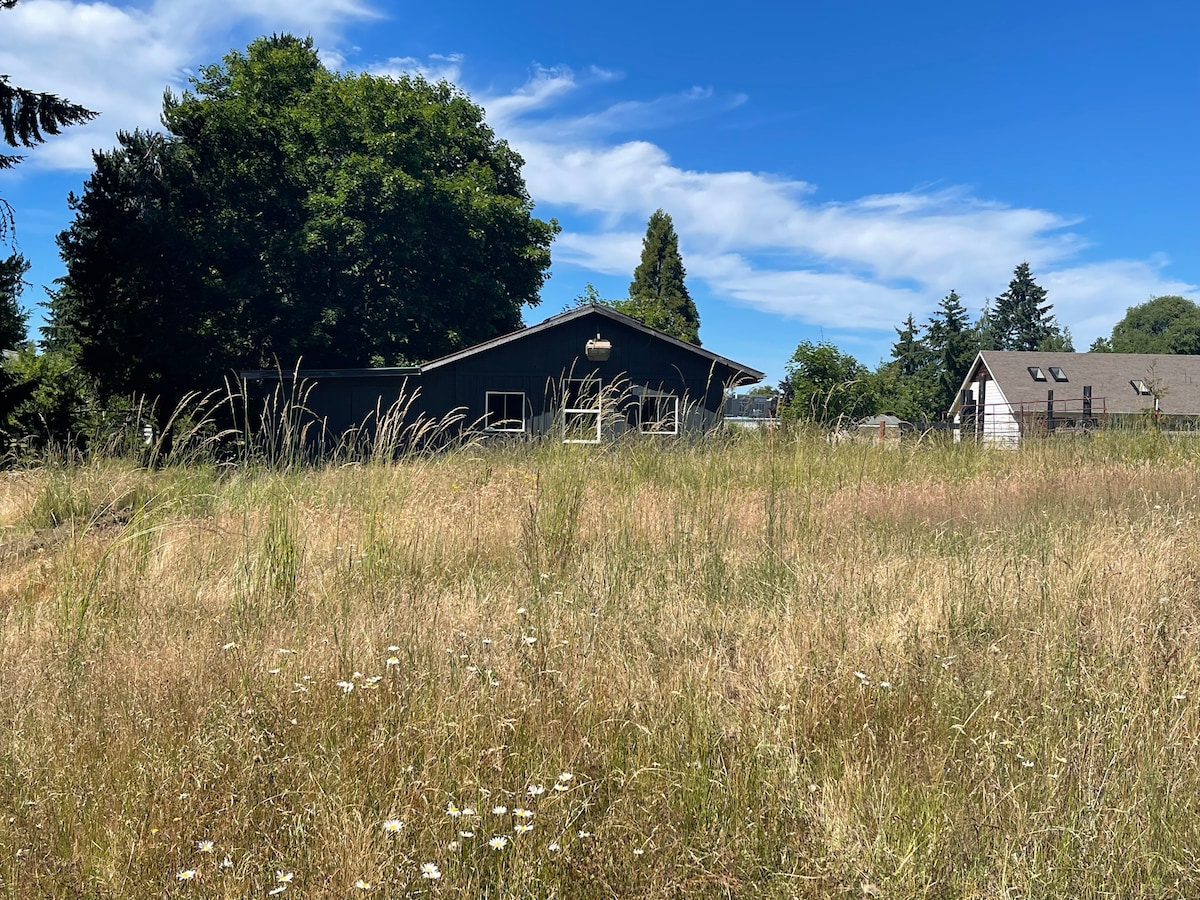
<box><xmin>639</xmin><ymin>393</ymin><xmax>679</xmax><ymax>434</ymax></box>
<box><xmin>485</xmin><ymin>392</ymin><xmax>526</xmax><ymax>432</ymax></box>
<box><xmin>1028</xmin><ymin>366</ymin><xmax>1046</xmax><ymax>381</ymax></box>
<box><xmin>1048</xmin><ymin>366</ymin><xmax>1068</xmax><ymax>382</ymax></box>
<box><xmin>561</xmin><ymin>378</ymin><xmax>601</xmax><ymax>443</ymax></box>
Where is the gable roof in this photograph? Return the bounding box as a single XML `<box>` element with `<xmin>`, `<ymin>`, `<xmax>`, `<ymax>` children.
<box><xmin>419</xmin><ymin>303</ymin><xmax>764</xmax><ymax>384</ymax></box>
<box><xmin>950</xmin><ymin>351</ymin><xmax>1200</xmax><ymax>417</ymax></box>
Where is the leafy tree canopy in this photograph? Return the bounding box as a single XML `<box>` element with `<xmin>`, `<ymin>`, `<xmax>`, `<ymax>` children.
<box><xmin>625</xmin><ymin>210</ymin><xmax>701</xmax><ymax>345</ymax></box>
<box><xmin>1092</xmin><ymin>295</ymin><xmax>1200</xmax><ymax>355</ymax></box>
<box><xmin>48</xmin><ymin>34</ymin><xmax>557</xmax><ymax>404</ymax></box>
<box><xmin>779</xmin><ymin>341</ymin><xmax>873</xmax><ymax>426</ymax></box>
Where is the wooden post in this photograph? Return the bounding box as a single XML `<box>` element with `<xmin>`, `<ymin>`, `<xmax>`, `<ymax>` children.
<box><xmin>1047</xmin><ymin>389</ymin><xmax>1055</xmax><ymax>433</ymax></box>
<box><xmin>977</xmin><ymin>379</ymin><xmax>987</xmax><ymax>439</ymax></box>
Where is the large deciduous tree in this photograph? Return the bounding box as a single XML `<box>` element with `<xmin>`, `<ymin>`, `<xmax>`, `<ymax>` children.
<box><xmin>1092</xmin><ymin>295</ymin><xmax>1200</xmax><ymax>354</ymax></box>
<box><xmin>779</xmin><ymin>341</ymin><xmax>873</xmax><ymax>426</ymax></box>
<box><xmin>48</xmin><ymin>34</ymin><xmax>557</xmax><ymax>404</ymax></box>
<box><xmin>621</xmin><ymin>209</ymin><xmax>701</xmax><ymax>345</ymax></box>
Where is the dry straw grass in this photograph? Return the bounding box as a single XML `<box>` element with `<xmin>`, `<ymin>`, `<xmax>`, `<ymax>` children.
<box><xmin>3</xmin><ymin>430</ymin><xmax>1200</xmax><ymax>898</ymax></box>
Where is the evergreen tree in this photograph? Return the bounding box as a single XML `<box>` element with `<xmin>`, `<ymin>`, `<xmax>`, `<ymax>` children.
<box><xmin>925</xmin><ymin>290</ymin><xmax>976</xmax><ymax>413</ymax></box>
<box><xmin>891</xmin><ymin>313</ymin><xmax>930</xmax><ymax>377</ymax></box>
<box><xmin>991</xmin><ymin>262</ymin><xmax>1067</xmax><ymax>350</ymax></box>
<box><xmin>873</xmin><ymin>313</ymin><xmax>940</xmax><ymax>420</ymax></box>
<box><xmin>0</xmin><ymin>252</ymin><xmax>29</xmax><ymax>349</ymax></box>
<box><xmin>1</xmin><ymin>0</ymin><xmax>97</xmax><ymax>240</ymax></box>
<box><xmin>975</xmin><ymin>298</ymin><xmax>1001</xmax><ymax>351</ymax></box>
<box><xmin>624</xmin><ymin>209</ymin><xmax>701</xmax><ymax>345</ymax></box>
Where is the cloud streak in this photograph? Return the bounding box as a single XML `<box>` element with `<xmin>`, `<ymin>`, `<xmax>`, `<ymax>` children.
<box><xmin>0</xmin><ymin>0</ymin><xmax>378</xmax><ymax>170</ymax></box>
<box><xmin>482</xmin><ymin>67</ymin><xmax>1196</xmax><ymax>348</ymax></box>
<box><xmin>4</xmin><ymin>4</ymin><xmax>1193</xmax><ymax>353</ymax></box>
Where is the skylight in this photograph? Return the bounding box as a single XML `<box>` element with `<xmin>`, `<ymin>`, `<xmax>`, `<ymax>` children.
<box><xmin>1131</xmin><ymin>379</ymin><xmax>1151</xmax><ymax>396</ymax></box>
<box><xmin>1028</xmin><ymin>366</ymin><xmax>1046</xmax><ymax>381</ymax></box>
<box><xmin>1048</xmin><ymin>366</ymin><xmax>1068</xmax><ymax>382</ymax></box>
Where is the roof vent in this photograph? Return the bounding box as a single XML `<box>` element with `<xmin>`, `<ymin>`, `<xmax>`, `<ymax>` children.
<box><xmin>1028</xmin><ymin>366</ymin><xmax>1046</xmax><ymax>381</ymax></box>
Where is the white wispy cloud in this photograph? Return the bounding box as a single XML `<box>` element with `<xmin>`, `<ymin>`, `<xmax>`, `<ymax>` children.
<box><xmin>369</xmin><ymin>53</ymin><xmax>464</xmax><ymax>83</ymax></box>
<box><xmin>5</xmin><ymin>4</ymin><xmax>1193</xmax><ymax>351</ymax></box>
<box><xmin>0</xmin><ymin>0</ymin><xmax>378</xmax><ymax>170</ymax></box>
<box><xmin>482</xmin><ymin>66</ymin><xmax>1196</xmax><ymax>348</ymax></box>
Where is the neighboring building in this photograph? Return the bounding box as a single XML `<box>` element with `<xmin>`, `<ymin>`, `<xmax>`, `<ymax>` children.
<box><xmin>852</xmin><ymin>413</ymin><xmax>908</xmax><ymax>444</ymax></box>
<box><xmin>724</xmin><ymin>391</ymin><xmax>779</xmax><ymax>429</ymax></box>
<box><xmin>242</xmin><ymin>303</ymin><xmax>764</xmax><ymax>449</ymax></box>
<box><xmin>950</xmin><ymin>351</ymin><xmax>1200</xmax><ymax>445</ymax></box>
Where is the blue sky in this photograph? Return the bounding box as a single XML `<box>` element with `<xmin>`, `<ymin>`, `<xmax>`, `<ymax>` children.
<box><xmin>2</xmin><ymin>0</ymin><xmax>1197</xmax><ymax>384</ymax></box>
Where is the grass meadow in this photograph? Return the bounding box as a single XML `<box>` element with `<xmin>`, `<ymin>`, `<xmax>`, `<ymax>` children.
<box><xmin>2</xmin><ymin>429</ymin><xmax>1200</xmax><ymax>898</ymax></box>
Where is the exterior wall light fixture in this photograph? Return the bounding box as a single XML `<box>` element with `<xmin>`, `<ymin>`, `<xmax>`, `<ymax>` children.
<box><xmin>585</xmin><ymin>334</ymin><xmax>612</xmax><ymax>361</ymax></box>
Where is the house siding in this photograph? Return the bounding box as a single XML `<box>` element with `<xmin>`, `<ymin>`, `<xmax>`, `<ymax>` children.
<box><xmin>242</xmin><ymin>306</ymin><xmax>760</xmax><ymax>450</ymax></box>
<box><xmin>422</xmin><ymin>313</ymin><xmax>731</xmax><ymax>437</ymax></box>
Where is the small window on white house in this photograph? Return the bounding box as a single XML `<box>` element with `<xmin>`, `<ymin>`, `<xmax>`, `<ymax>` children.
<box><xmin>1048</xmin><ymin>366</ymin><xmax>1068</xmax><ymax>382</ymax></box>
<box><xmin>1131</xmin><ymin>379</ymin><xmax>1152</xmax><ymax>396</ymax></box>
<box><xmin>1028</xmin><ymin>366</ymin><xmax>1047</xmax><ymax>381</ymax></box>
<box><xmin>561</xmin><ymin>378</ymin><xmax>601</xmax><ymax>443</ymax></box>
<box><xmin>639</xmin><ymin>394</ymin><xmax>679</xmax><ymax>435</ymax></box>
<box><xmin>485</xmin><ymin>392</ymin><xmax>526</xmax><ymax>432</ymax></box>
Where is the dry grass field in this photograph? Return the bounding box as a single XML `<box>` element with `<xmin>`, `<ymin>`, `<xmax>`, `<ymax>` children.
<box><xmin>2</xmin><ymin>430</ymin><xmax>1200</xmax><ymax>898</ymax></box>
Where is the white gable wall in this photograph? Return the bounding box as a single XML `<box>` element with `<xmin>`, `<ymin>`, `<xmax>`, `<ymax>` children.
<box><xmin>954</xmin><ymin>369</ymin><xmax>1020</xmax><ymax>446</ymax></box>
<box><xmin>978</xmin><ymin>379</ymin><xmax>1020</xmax><ymax>446</ymax></box>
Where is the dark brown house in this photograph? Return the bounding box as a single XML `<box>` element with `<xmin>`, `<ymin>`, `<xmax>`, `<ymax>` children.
<box><xmin>242</xmin><ymin>304</ymin><xmax>763</xmax><ymax>447</ymax></box>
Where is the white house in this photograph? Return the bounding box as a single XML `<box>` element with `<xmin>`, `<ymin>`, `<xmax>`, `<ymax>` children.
<box><xmin>950</xmin><ymin>351</ymin><xmax>1200</xmax><ymax>445</ymax></box>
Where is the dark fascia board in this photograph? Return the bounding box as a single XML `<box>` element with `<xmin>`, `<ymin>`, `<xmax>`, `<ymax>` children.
<box><xmin>241</xmin><ymin>366</ymin><xmax>420</xmax><ymax>381</ymax></box>
<box><xmin>418</xmin><ymin>303</ymin><xmax>765</xmax><ymax>385</ymax></box>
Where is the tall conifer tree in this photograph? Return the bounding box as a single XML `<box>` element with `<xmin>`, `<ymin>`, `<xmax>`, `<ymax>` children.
<box><xmin>0</xmin><ymin>252</ymin><xmax>29</xmax><ymax>349</ymax></box>
<box><xmin>1</xmin><ymin>0</ymin><xmax>97</xmax><ymax>241</ymax></box>
<box><xmin>991</xmin><ymin>262</ymin><xmax>1065</xmax><ymax>350</ymax></box>
<box><xmin>623</xmin><ymin>209</ymin><xmax>701</xmax><ymax>345</ymax></box>
<box><xmin>925</xmin><ymin>290</ymin><xmax>975</xmax><ymax>412</ymax></box>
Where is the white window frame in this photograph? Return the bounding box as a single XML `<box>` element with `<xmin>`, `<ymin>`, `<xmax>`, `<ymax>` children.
<box><xmin>561</xmin><ymin>377</ymin><xmax>602</xmax><ymax>444</ymax></box>
<box><xmin>485</xmin><ymin>391</ymin><xmax>527</xmax><ymax>433</ymax></box>
<box><xmin>638</xmin><ymin>392</ymin><xmax>679</xmax><ymax>435</ymax></box>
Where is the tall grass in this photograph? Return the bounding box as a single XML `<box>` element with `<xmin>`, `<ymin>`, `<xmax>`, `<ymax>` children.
<box><xmin>2</xmin><ymin>431</ymin><xmax>1200</xmax><ymax>897</ymax></box>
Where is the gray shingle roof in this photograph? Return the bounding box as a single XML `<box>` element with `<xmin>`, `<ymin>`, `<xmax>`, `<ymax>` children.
<box><xmin>951</xmin><ymin>351</ymin><xmax>1200</xmax><ymax>417</ymax></box>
